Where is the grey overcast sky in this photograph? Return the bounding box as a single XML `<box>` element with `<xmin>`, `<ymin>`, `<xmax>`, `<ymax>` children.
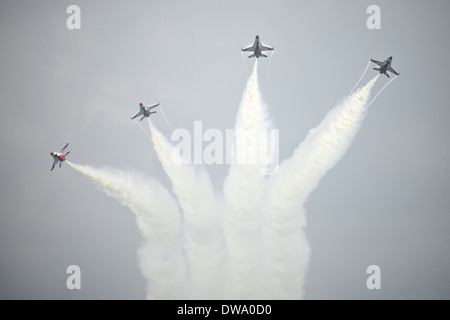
<box><xmin>1</xmin><ymin>0</ymin><xmax>449</xmax><ymax>299</ymax></box>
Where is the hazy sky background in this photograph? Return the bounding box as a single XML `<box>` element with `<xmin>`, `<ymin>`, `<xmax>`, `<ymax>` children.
<box><xmin>1</xmin><ymin>0</ymin><xmax>449</xmax><ymax>299</ymax></box>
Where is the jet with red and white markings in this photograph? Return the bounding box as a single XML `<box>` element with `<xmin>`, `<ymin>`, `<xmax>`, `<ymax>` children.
<box><xmin>131</xmin><ymin>102</ymin><xmax>159</xmax><ymax>121</ymax></box>
<box><xmin>50</xmin><ymin>143</ymin><xmax>70</xmax><ymax>171</ymax></box>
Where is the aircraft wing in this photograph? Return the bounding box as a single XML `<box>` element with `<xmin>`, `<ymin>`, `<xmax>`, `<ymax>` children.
<box><xmin>131</xmin><ymin>110</ymin><xmax>143</xmax><ymax>119</ymax></box>
<box><xmin>146</xmin><ymin>103</ymin><xmax>160</xmax><ymax>111</ymax></box>
<box><xmin>50</xmin><ymin>158</ymin><xmax>58</xmax><ymax>171</ymax></box>
<box><xmin>371</xmin><ymin>59</ymin><xmax>383</xmax><ymax>66</ymax></box>
<box><xmin>60</xmin><ymin>143</ymin><xmax>69</xmax><ymax>153</ymax></box>
<box><xmin>261</xmin><ymin>44</ymin><xmax>274</xmax><ymax>51</ymax></box>
<box><xmin>388</xmin><ymin>65</ymin><xmax>400</xmax><ymax>75</ymax></box>
<box><xmin>241</xmin><ymin>44</ymin><xmax>256</xmax><ymax>52</ymax></box>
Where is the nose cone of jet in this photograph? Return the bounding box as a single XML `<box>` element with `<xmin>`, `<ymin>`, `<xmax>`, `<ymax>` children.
<box><xmin>256</xmin><ymin>35</ymin><xmax>259</xmax><ymax>39</ymax></box>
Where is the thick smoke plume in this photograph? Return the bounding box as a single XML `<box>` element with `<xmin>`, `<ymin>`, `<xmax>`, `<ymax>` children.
<box><xmin>66</xmin><ymin>162</ymin><xmax>188</xmax><ymax>299</ymax></box>
<box><xmin>68</xmin><ymin>62</ymin><xmax>380</xmax><ymax>299</ymax></box>
<box><xmin>222</xmin><ymin>60</ymin><xmax>274</xmax><ymax>298</ymax></box>
<box><xmin>148</xmin><ymin>122</ymin><xmax>226</xmax><ymax>299</ymax></box>
<box><xmin>261</xmin><ymin>75</ymin><xmax>379</xmax><ymax>298</ymax></box>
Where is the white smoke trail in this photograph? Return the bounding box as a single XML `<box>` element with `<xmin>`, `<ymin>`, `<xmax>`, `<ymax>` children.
<box><xmin>134</xmin><ymin>121</ymin><xmax>153</xmax><ymax>141</ymax></box>
<box><xmin>148</xmin><ymin>122</ymin><xmax>226</xmax><ymax>299</ymax></box>
<box><xmin>278</xmin><ymin>75</ymin><xmax>379</xmax><ymax>203</ymax></box>
<box><xmin>222</xmin><ymin>59</ymin><xmax>274</xmax><ymax>298</ymax></box>
<box><xmin>157</xmin><ymin>104</ymin><xmax>174</xmax><ymax>130</ymax></box>
<box><xmin>367</xmin><ymin>75</ymin><xmax>398</xmax><ymax>108</ymax></box>
<box><xmin>66</xmin><ymin>161</ymin><xmax>187</xmax><ymax>299</ymax></box>
<box><xmin>241</xmin><ymin>51</ymin><xmax>249</xmax><ymax>76</ymax></box>
<box><xmin>67</xmin><ymin>62</ymin><xmax>389</xmax><ymax>300</ymax></box>
<box><xmin>266</xmin><ymin>50</ymin><xmax>274</xmax><ymax>92</ymax></box>
<box><xmin>261</xmin><ymin>75</ymin><xmax>379</xmax><ymax>299</ymax></box>
<box><xmin>349</xmin><ymin>60</ymin><xmax>371</xmax><ymax>94</ymax></box>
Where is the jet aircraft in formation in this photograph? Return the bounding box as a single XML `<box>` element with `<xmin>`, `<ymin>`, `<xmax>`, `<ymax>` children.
<box><xmin>49</xmin><ymin>42</ymin><xmax>401</xmax><ymax>171</ymax></box>
<box><xmin>50</xmin><ymin>143</ymin><xmax>70</xmax><ymax>171</ymax></box>
<box><xmin>371</xmin><ymin>56</ymin><xmax>400</xmax><ymax>78</ymax></box>
<box><xmin>241</xmin><ymin>35</ymin><xmax>274</xmax><ymax>58</ymax></box>
<box><xmin>49</xmin><ymin>101</ymin><xmax>161</xmax><ymax>171</ymax></box>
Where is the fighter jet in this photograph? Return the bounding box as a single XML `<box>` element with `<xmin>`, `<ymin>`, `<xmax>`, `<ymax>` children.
<box><xmin>50</xmin><ymin>143</ymin><xmax>70</xmax><ymax>171</ymax></box>
<box><xmin>131</xmin><ymin>102</ymin><xmax>159</xmax><ymax>121</ymax></box>
<box><xmin>371</xmin><ymin>56</ymin><xmax>400</xmax><ymax>78</ymax></box>
<box><xmin>241</xmin><ymin>35</ymin><xmax>274</xmax><ymax>58</ymax></box>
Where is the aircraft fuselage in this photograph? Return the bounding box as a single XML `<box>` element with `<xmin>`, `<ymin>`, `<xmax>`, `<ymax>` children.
<box><xmin>51</xmin><ymin>152</ymin><xmax>66</xmax><ymax>162</ymax></box>
<box><xmin>379</xmin><ymin>64</ymin><xmax>389</xmax><ymax>74</ymax></box>
<box><xmin>372</xmin><ymin>56</ymin><xmax>396</xmax><ymax>77</ymax></box>
<box><xmin>254</xmin><ymin>39</ymin><xmax>262</xmax><ymax>58</ymax></box>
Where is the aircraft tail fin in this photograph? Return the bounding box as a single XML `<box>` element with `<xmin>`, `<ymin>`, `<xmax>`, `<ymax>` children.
<box><xmin>248</xmin><ymin>53</ymin><xmax>255</xmax><ymax>58</ymax></box>
<box><xmin>260</xmin><ymin>53</ymin><xmax>267</xmax><ymax>58</ymax></box>
<box><xmin>373</xmin><ymin>67</ymin><xmax>381</xmax><ymax>71</ymax></box>
<box><xmin>150</xmin><ymin>111</ymin><xmax>157</xmax><ymax>114</ymax></box>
